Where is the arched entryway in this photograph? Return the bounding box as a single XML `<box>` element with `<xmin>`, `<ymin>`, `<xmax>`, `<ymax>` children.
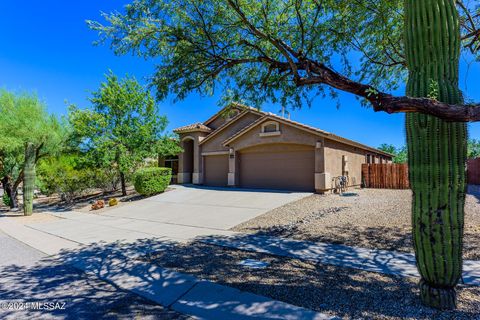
<box><xmin>180</xmin><ymin>137</ymin><xmax>194</xmax><ymax>183</ymax></box>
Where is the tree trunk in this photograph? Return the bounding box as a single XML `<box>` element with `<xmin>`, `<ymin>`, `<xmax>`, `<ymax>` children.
<box><xmin>405</xmin><ymin>0</ymin><xmax>467</xmax><ymax>310</ymax></box>
<box><xmin>120</xmin><ymin>171</ymin><xmax>127</xmax><ymax>196</ymax></box>
<box><xmin>1</xmin><ymin>176</ymin><xmax>18</xmax><ymax>209</ymax></box>
<box><xmin>23</xmin><ymin>143</ymin><xmax>36</xmax><ymax>216</ymax></box>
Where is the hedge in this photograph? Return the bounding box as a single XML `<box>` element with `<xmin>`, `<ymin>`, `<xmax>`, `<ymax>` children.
<box><xmin>134</xmin><ymin>167</ymin><xmax>172</xmax><ymax>196</ymax></box>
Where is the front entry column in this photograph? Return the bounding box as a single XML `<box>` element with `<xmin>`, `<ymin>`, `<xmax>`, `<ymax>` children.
<box><xmin>192</xmin><ymin>138</ymin><xmax>203</xmax><ymax>184</ymax></box>
<box><xmin>314</xmin><ymin>139</ymin><xmax>330</xmax><ymax>193</ymax></box>
<box><xmin>227</xmin><ymin>148</ymin><xmax>237</xmax><ymax>186</ymax></box>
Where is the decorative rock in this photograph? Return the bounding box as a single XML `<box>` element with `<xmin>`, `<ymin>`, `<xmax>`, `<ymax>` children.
<box><xmin>91</xmin><ymin>200</ymin><xmax>105</xmax><ymax>211</ymax></box>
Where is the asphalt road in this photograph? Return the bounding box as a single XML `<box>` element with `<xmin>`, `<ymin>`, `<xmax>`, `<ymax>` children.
<box><xmin>0</xmin><ymin>230</ymin><xmax>46</xmax><ymax>267</ymax></box>
<box><xmin>0</xmin><ymin>230</ymin><xmax>190</xmax><ymax>319</ymax></box>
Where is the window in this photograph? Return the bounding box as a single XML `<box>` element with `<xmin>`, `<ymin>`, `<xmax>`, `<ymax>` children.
<box><xmin>164</xmin><ymin>155</ymin><xmax>179</xmax><ymax>175</ymax></box>
<box><xmin>260</xmin><ymin>121</ymin><xmax>280</xmax><ymax>137</ymax></box>
<box><xmin>263</xmin><ymin>123</ymin><xmax>277</xmax><ymax>133</ymax></box>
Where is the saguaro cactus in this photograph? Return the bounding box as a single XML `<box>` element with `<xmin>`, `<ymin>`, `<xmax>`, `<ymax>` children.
<box><xmin>404</xmin><ymin>0</ymin><xmax>467</xmax><ymax>309</ymax></box>
<box><xmin>23</xmin><ymin>142</ymin><xmax>36</xmax><ymax>216</ymax></box>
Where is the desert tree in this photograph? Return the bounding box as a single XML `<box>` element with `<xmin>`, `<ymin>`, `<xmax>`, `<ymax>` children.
<box><xmin>0</xmin><ymin>90</ymin><xmax>66</xmax><ymax>215</ymax></box>
<box><xmin>69</xmin><ymin>71</ymin><xmax>167</xmax><ymax>196</ymax></box>
<box><xmin>88</xmin><ymin>0</ymin><xmax>480</xmax><ymax>309</ymax></box>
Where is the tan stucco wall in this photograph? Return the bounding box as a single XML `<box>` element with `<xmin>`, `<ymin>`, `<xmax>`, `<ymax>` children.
<box><xmin>228</xmin><ymin>122</ymin><xmax>318</xmax><ymax>151</ymax></box>
<box><xmin>202</xmin><ymin>113</ymin><xmax>261</xmax><ymax>153</ymax></box>
<box><xmin>324</xmin><ymin>139</ymin><xmax>367</xmax><ymax>187</ymax></box>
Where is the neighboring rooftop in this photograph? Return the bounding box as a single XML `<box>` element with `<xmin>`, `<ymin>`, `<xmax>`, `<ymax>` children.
<box><xmin>173</xmin><ymin>123</ymin><xmax>212</xmax><ymax>134</ymax></box>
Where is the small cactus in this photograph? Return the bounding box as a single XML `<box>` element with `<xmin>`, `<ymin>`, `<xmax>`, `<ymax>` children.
<box><xmin>108</xmin><ymin>198</ymin><xmax>119</xmax><ymax>207</ymax></box>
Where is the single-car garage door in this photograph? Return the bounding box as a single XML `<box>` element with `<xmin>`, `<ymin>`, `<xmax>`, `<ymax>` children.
<box><xmin>203</xmin><ymin>154</ymin><xmax>229</xmax><ymax>187</ymax></box>
<box><xmin>239</xmin><ymin>144</ymin><xmax>315</xmax><ymax>191</ymax></box>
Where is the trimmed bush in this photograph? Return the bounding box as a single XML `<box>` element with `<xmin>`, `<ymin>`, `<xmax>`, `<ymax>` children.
<box><xmin>134</xmin><ymin>167</ymin><xmax>172</xmax><ymax>196</ymax></box>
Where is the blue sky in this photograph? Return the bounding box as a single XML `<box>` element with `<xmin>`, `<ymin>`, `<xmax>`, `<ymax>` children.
<box><xmin>1</xmin><ymin>1</ymin><xmax>479</xmax><ymax>149</ymax></box>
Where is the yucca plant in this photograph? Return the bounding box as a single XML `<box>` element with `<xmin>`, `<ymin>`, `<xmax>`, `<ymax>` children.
<box><xmin>405</xmin><ymin>0</ymin><xmax>467</xmax><ymax>309</ymax></box>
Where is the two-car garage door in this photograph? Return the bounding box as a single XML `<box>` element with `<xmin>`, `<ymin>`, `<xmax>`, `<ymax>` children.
<box><xmin>239</xmin><ymin>144</ymin><xmax>315</xmax><ymax>191</ymax></box>
<box><xmin>203</xmin><ymin>144</ymin><xmax>315</xmax><ymax>191</ymax></box>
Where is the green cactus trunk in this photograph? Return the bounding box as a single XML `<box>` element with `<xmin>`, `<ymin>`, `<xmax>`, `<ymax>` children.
<box><xmin>404</xmin><ymin>0</ymin><xmax>467</xmax><ymax>310</ymax></box>
<box><xmin>23</xmin><ymin>142</ymin><xmax>36</xmax><ymax>216</ymax></box>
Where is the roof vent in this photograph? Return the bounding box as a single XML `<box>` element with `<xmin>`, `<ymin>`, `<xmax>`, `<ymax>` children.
<box><xmin>279</xmin><ymin>105</ymin><xmax>291</xmax><ymax>119</ymax></box>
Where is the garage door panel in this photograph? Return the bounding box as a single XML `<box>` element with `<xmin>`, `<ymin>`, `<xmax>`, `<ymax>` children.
<box><xmin>239</xmin><ymin>144</ymin><xmax>314</xmax><ymax>191</ymax></box>
<box><xmin>204</xmin><ymin>155</ymin><xmax>229</xmax><ymax>187</ymax></box>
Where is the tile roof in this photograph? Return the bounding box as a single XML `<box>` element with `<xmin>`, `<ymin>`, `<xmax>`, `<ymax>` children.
<box><xmin>222</xmin><ymin>110</ymin><xmax>394</xmax><ymax>157</ymax></box>
<box><xmin>175</xmin><ymin>101</ymin><xmax>393</xmax><ymax>157</ymax></box>
<box><xmin>173</xmin><ymin>122</ymin><xmax>212</xmax><ymax>133</ymax></box>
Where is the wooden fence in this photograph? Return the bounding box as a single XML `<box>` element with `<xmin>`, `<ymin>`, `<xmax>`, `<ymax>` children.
<box><xmin>362</xmin><ymin>163</ymin><xmax>410</xmax><ymax>189</ymax></box>
<box><xmin>468</xmin><ymin>158</ymin><xmax>480</xmax><ymax>185</ymax></box>
<box><xmin>362</xmin><ymin>159</ymin><xmax>480</xmax><ymax>189</ymax></box>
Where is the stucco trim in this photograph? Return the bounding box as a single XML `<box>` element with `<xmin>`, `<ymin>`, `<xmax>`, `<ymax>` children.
<box><xmin>202</xmin><ymin>151</ymin><xmax>230</xmax><ymax>156</ymax></box>
<box><xmin>259</xmin><ymin>131</ymin><xmax>281</xmax><ymax>137</ymax></box>
<box><xmin>181</xmin><ymin>135</ymin><xmax>196</xmax><ymax>142</ymax></box>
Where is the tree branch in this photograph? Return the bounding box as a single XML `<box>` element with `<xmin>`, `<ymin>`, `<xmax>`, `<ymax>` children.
<box><xmin>294</xmin><ymin>59</ymin><xmax>480</xmax><ymax>122</ymax></box>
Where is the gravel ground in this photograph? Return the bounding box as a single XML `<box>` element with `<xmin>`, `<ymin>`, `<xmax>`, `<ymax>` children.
<box><xmin>233</xmin><ymin>188</ymin><xmax>480</xmax><ymax>260</ymax></box>
<box><xmin>146</xmin><ymin>242</ymin><xmax>480</xmax><ymax>319</ymax></box>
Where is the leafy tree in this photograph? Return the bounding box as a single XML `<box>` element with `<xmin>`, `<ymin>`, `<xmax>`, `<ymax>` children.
<box><xmin>69</xmin><ymin>72</ymin><xmax>167</xmax><ymax>196</ymax></box>
<box><xmin>156</xmin><ymin>134</ymin><xmax>183</xmax><ymax>166</ymax></box>
<box><xmin>0</xmin><ymin>90</ymin><xmax>66</xmax><ymax>214</ymax></box>
<box><xmin>393</xmin><ymin>146</ymin><xmax>407</xmax><ymax>164</ymax></box>
<box><xmin>89</xmin><ymin>0</ymin><xmax>480</xmax><ymax>309</ymax></box>
<box><xmin>378</xmin><ymin>144</ymin><xmax>407</xmax><ymax>164</ymax></box>
<box><xmin>468</xmin><ymin>139</ymin><xmax>480</xmax><ymax>159</ymax></box>
<box><xmin>377</xmin><ymin>144</ymin><xmax>396</xmax><ymax>156</ymax></box>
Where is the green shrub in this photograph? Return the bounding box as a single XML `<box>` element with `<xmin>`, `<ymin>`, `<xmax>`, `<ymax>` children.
<box><xmin>37</xmin><ymin>155</ymin><xmax>94</xmax><ymax>202</ymax></box>
<box><xmin>2</xmin><ymin>193</ymin><xmax>11</xmax><ymax>207</ymax></box>
<box><xmin>134</xmin><ymin>167</ymin><xmax>172</xmax><ymax>196</ymax></box>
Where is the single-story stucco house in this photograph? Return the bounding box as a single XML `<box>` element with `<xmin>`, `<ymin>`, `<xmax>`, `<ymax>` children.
<box><xmin>172</xmin><ymin>103</ymin><xmax>393</xmax><ymax>192</ymax></box>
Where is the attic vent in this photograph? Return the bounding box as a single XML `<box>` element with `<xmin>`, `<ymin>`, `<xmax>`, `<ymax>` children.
<box><xmin>259</xmin><ymin>121</ymin><xmax>281</xmax><ymax>137</ymax></box>
<box><xmin>263</xmin><ymin>123</ymin><xmax>277</xmax><ymax>133</ymax></box>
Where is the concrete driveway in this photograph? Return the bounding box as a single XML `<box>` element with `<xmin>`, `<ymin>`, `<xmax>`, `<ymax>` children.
<box><xmin>15</xmin><ymin>185</ymin><xmax>310</xmax><ymax>250</ymax></box>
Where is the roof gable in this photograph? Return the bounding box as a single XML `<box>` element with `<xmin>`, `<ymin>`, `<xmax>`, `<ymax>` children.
<box><xmin>203</xmin><ymin>102</ymin><xmax>259</xmax><ymax>126</ymax></box>
<box><xmin>199</xmin><ymin>109</ymin><xmax>262</xmax><ymax>146</ymax></box>
<box><xmin>222</xmin><ymin>112</ymin><xmax>393</xmax><ymax>157</ymax></box>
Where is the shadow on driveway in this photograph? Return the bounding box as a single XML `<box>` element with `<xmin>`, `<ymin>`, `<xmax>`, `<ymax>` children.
<box><xmin>1</xmin><ymin>234</ymin><xmax>478</xmax><ymax>319</ymax></box>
